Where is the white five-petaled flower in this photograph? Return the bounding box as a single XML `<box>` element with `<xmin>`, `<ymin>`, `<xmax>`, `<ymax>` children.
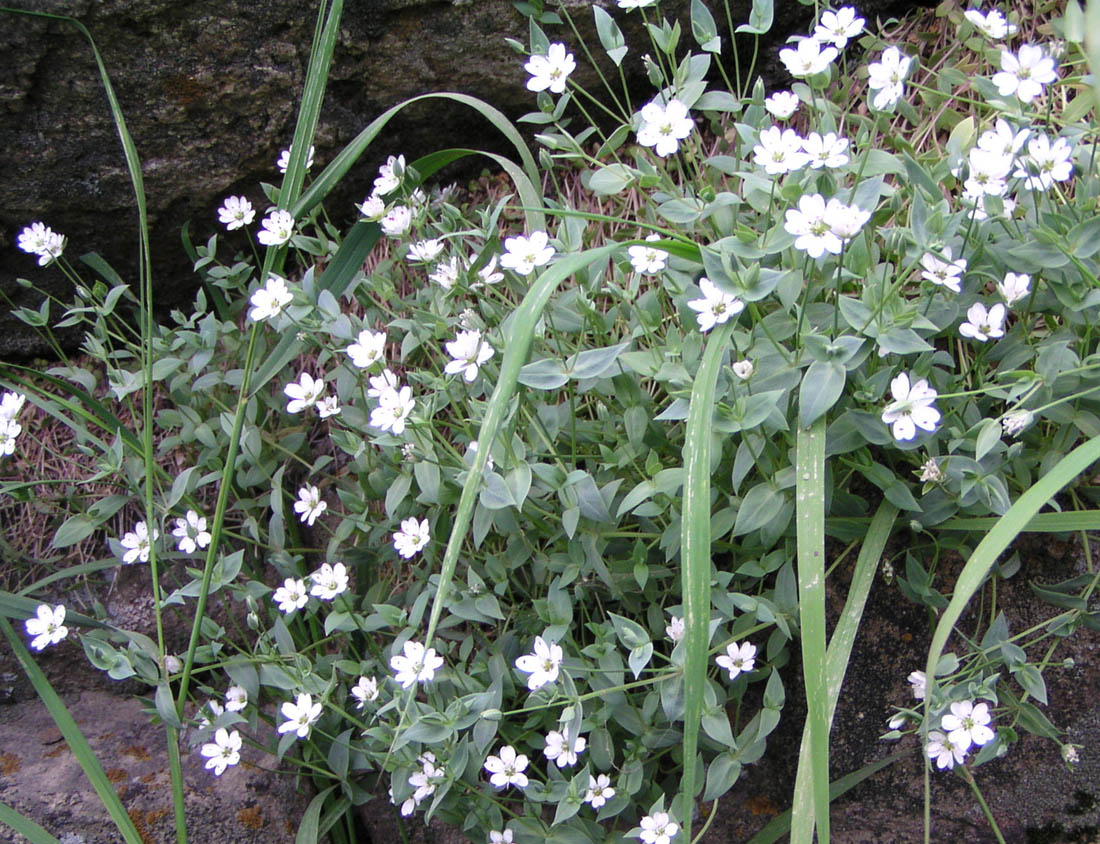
<box><xmin>666</xmin><ymin>616</ymin><xmax>685</xmax><ymax>643</ymax></box>
<box><xmin>978</xmin><ymin>119</ymin><xmax>1030</xmax><ymax>159</ymax></box>
<box><xmin>351</xmin><ymin>676</ymin><xmax>379</xmax><ymax>708</ymax></box>
<box><xmin>584</xmin><ymin>773</ymin><xmax>616</xmax><ymax>809</ymax></box>
<box><xmin>0</xmin><ymin>419</ymin><xmax>21</xmax><ymax>457</ymax></box>
<box><xmin>272</xmin><ymin>577</ymin><xmax>309</xmax><ymax>614</ymax></box>
<box><xmin>367</xmin><ymin>369</ymin><xmax>399</xmax><ymax>398</ymax></box>
<box><xmin>356</xmin><ymin>192</ymin><xmax>386</xmax><ymax>220</ymax></box>
<box><xmin>779</xmin><ymin>37</ymin><xmax>838</xmax><ymax>77</ymax></box>
<box><xmin>278</xmin><ymin>692</ymin><xmax>322</xmax><ymax>739</ymax></box>
<box><xmin>964</xmin><ymin>147</ymin><xmax>1013</xmax><ymax>197</ymax></box>
<box><xmin>515</xmin><ymin>635</ymin><xmax>563</xmax><ymax>690</ymax></box>
<box><xmin>1014</xmin><ymin>134</ymin><xmax>1073</xmax><ymax>191</ymax></box>
<box><xmin>309</xmin><ymin>562</ymin><xmax>349</xmax><ymax>601</ymax></box>
<box><xmin>370</xmin><ymin>385</ymin><xmax>416</xmax><ymax>435</ymax></box>
<box><xmin>390</xmin><ymin>640</ymin><xmax>444</xmax><ymax>688</ymax></box>
<box><xmin>813</xmin><ymin>6</ymin><xmax>865</xmax><ymax>48</ymax></box>
<box><xmin>867</xmin><ymin>46</ymin><xmax>912</xmax><ymax>110</ymax></box>
<box><xmin>687</xmin><ymin>278</ymin><xmax>745</xmax><ymax>333</ymax></box>
<box><xmin>753</xmin><ymin>126</ymin><xmax>811</xmax><ymax>175</ymax></box>
<box><xmin>716</xmin><ymin>641</ymin><xmax>757</xmax><ymax>680</ymax></box>
<box><xmin>964</xmin><ymin>8</ymin><xmax>1017</xmax><ymax>39</ymax></box>
<box><xmin>500</xmin><ymin>231</ymin><xmax>555</xmax><ymax>276</ymax></box>
<box><xmin>276</xmin><ymin>144</ymin><xmax>315</xmax><ymax>174</ymax></box>
<box><xmin>374</xmin><ymin>155</ymin><xmax>406</xmax><ymax>195</ymax></box>
<box><xmin>294</xmin><ymin>485</ymin><xmax>328</xmax><ymax>526</ymax></box>
<box><xmin>217</xmin><ymin>196</ymin><xmax>255</xmax><ymax>231</ymax></box>
<box><xmin>991</xmin><ymin>45</ymin><xmax>1057</xmax><ymax>103</ymax></box>
<box><xmin>429</xmin><ymin>256</ymin><xmax>461</xmax><ymax>290</ymax></box>
<box><xmin>380</xmin><ymin>205</ymin><xmax>412</xmax><ymax>237</ymax></box>
<box><xmin>525</xmin><ymin>43</ymin><xmax>576</xmax><ymax>94</ymax></box>
<box><xmin>444</xmin><ymin>330</ymin><xmax>495</xmax><ymax>382</ymax></box>
<box><xmin>920</xmin><ymin>248</ymin><xmax>967</xmax><ymax>293</ymax></box>
<box><xmin>908</xmin><ymin>669</ymin><xmax>927</xmax><ymax>700</ymax></box>
<box><xmin>941</xmin><ymin>700</ymin><xmax>996</xmax><ymax>751</ymax></box>
<box><xmin>882</xmin><ymin>373</ymin><xmax>941</xmax><ymax>441</ymax></box>
<box><xmin>284</xmin><ymin>372</ymin><xmax>326</xmax><ymax>414</ymax></box>
<box><xmin>17</xmin><ymin>222</ymin><xmax>66</xmax><ymax>266</ymax></box>
<box><xmin>544</xmin><ymin>726</ymin><xmax>586</xmax><ymax>767</ymax></box>
<box><xmin>998</xmin><ymin>272</ymin><xmax>1031</xmax><ymax>305</ymax></box>
<box><xmin>200</xmin><ymin>727</ymin><xmax>242</xmax><ymax>776</ymax></box>
<box><xmin>120</xmin><ymin>521</ymin><xmax>158</xmax><ymax>565</ymax></box>
<box><xmin>959</xmin><ymin>302</ymin><xmax>1006</xmax><ymax>342</ymax></box>
<box><xmin>393</xmin><ymin>517</ymin><xmax>431</xmax><ymax>559</ymax></box>
<box><xmin>628</xmin><ymin>234</ymin><xmax>669</xmax><ymax>274</ymax></box>
<box><xmin>484</xmin><ymin>745</ymin><xmax>530</xmax><ymax>789</ymax></box>
<box><xmin>802</xmin><ymin>132</ymin><xmax>850</xmax><ymax>169</ymax></box>
<box><xmin>0</xmin><ymin>391</ymin><xmax>27</xmax><ymax>422</ymax></box>
<box><xmin>639</xmin><ymin>811</ymin><xmax>680</xmax><ymax>844</ymax></box>
<box><xmin>732</xmin><ymin>359</ymin><xmax>754</xmax><ymax>380</ymax></box>
<box><xmin>225</xmin><ymin>685</ymin><xmax>248</xmax><ymax>712</ymax></box>
<box><xmin>257</xmin><ymin>209</ymin><xmax>295</xmax><ymax>247</ymax></box>
<box><xmin>407</xmin><ymin>239</ymin><xmax>444</xmax><ymax>263</ymax></box>
<box><xmin>474</xmin><ymin>254</ymin><xmax>506</xmax><ymax>288</ymax></box>
<box><xmin>636</xmin><ymin>98</ymin><xmax>695</xmax><ymax>157</ymax></box>
<box><xmin>926</xmin><ymin>730</ymin><xmax>968</xmax><ymax>769</ymax></box>
<box><xmin>172</xmin><ymin>510</ymin><xmax>212</xmax><ymax>554</ymax></box>
<box><xmin>25</xmin><ymin>604</ymin><xmax>68</xmax><ymax>651</ymax></box>
<box><xmin>764</xmin><ymin>90</ymin><xmax>800</xmax><ymax>119</ymax></box>
<box><xmin>784</xmin><ymin>194</ymin><xmax>843</xmax><ymax>258</ymax></box>
<box><xmin>249</xmin><ymin>274</ymin><xmax>293</xmax><ymax>322</ymax></box>
<box><xmin>316</xmin><ymin>395</ymin><xmax>341</xmax><ymax>419</ymax></box>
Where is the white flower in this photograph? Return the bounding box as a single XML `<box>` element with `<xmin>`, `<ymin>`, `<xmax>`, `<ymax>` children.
<box><xmin>257</xmin><ymin>209</ymin><xmax>295</xmax><ymax>247</ymax></box>
<box><xmin>965</xmin><ymin>8</ymin><xmax>1017</xmax><ymax>39</ymax></box>
<box><xmin>1014</xmin><ymin>134</ymin><xmax>1073</xmax><ymax>191</ymax></box>
<box><xmin>636</xmin><ymin>98</ymin><xmax>695</xmax><ymax>157</ymax></box>
<box><xmin>393</xmin><ymin>517</ymin><xmax>430</xmax><ymax>558</ymax></box>
<box><xmin>198</xmin><ymin>699</ymin><xmax>224</xmax><ymax>729</ymax></box>
<box><xmin>882</xmin><ymin>374</ymin><xmax>941</xmax><ymax>441</ymax></box>
<box><xmin>802</xmin><ymin>132</ymin><xmax>849</xmax><ymax>169</ymax></box>
<box><xmin>217</xmin><ymin>196</ymin><xmax>255</xmax><ymax>231</ymax></box>
<box><xmin>407</xmin><ymin>239</ymin><xmax>444</xmax><ymax>262</ymax></box>
<box><xmin>0</xmin><ymin>419</ymin><xmax>21</xmax><ymax>457</ymax></box>
<box><xmin>1001</xmin><ymin>408</ymin><xmax>1033</xmax><ymax>436</ymax></box>
<box><xmin>1062</xmin><ymin>745</ymin><xmax>1080</xmax><ymax>765</ymax></box>
<box><xmin>356</xmin><ymin>193</ymin><xmax>386</xmax><ymax>220</ymax></box>
<box><xmin>309</xmin><ymin>562</ymin><xmax>349</xmax><ymax>601</ymax></box>
<box><xmin>484</xmin><ymin>745</ymin><xmax>529</xmax><ymax>789</ymax></box>
<box><xmin>784</xmin><ymin>194</ymin><xmax>843</xmax><ymax>258</ymax></box>
<box><xmin>764</xmin><ymin>90</ymin><xmax>800</xmax><ymax>119</ymax></box>
<box><xmin>919</xmin><ymin>459</ymin><xmax>942</xmax><ymax>483</ymax></box>
<box><xmin>390</xmin><ymin>640</ymin><xmax>444</xmax><ymax>688</ymax></box>
<box><xmin>716</xmin><ymin>641</ymin><xmax>757</xmax><ymax>680</ymax></box>
<box><xmin>543</xmin><ymin>726</ymin><xmax>586</xmax><ymax>767</ymax></box>
<box><xmin>500</xmin><ymin>231</ymin><xmax>555</xmax><ymax>275</ymax></box>
<box><xmin>25</xmin><ymin>604</ymin><xmax>68</xmax><ymax>651</ymax></box>
<box><xmin>732</xmin><ymin>359</ymin><xmax>754</xmax><ymax>380</ymax></box>
<box><xmin>120</xmin><ymin>521</ymin><xmax>158</xmax><ymax>565</ymax></box>
<box><xmin>992</xmin><ymin>45</ymin><xmax>1057</xmax><ymax>102</ymax></box>
<box><xmin>272</xmin><ymin>577</ymin><xmax>309</xmax><ymax>614</ymax></box>
<box><xmin>284</xmin><ymin>372</ymin><xmax>326</xmax><ymax>414</ymax></box>
<box><xmin>172</xmin><ymin>510</ymin><xmax>211</xmax><ymax>554</ymax></box>
<box><xmin>515</xmin><ymin>635</ymin><xmax>563</xmax><ymax>690</ymax></box>
<box><xmin>867</xmin><ymin>46</ymin><xmax>911</xmax><ymax>110</ymax></box>
<box><xmin>779</xmin><ymin>37</ymin><xmax>838</xmax><ymax>77</ymax></box>
<box><xmin>429</xmin><ymin>256</ymin><xmax>462</xmax><ymax>290</ymax></box>
<box><xmin>964</xmin><ymin>147</ymin><xmax>1013</xmax><ymax>197</ymax></box>
<box><xmin>17</xmin><ymin>222</ymin><xmax>66</xmax><ymax>266</ymax></box>
<box><xmin>887</xmin><ymin>713</ymin><xmax>909</xmax><ymax>731</ymax></box>
<box><xmin>316</xmin><ymin>396</ymin><xmax>341</xmax><ymax>419</ymax></box>
<box><xmin>249</xmin><ymin>274</ymin><xmax>293</xmax><ymax>322</ymax></box>
<box><xmin>752</xmin><ymin>126</ymin><xmax>811</xmax><ymax>175</ymax></box>
<box><xmin>525</xmin><ymin>43</ymin><xmax>576</xmax><ymax>94</ymax></box>
<box><xmin>444</xmin><ymin>330</ymin><xmax>494</xmax><ymax>382</ymax></box>
<box><xmin>584</xmin><ymin>773</ymin><xmax>616</xmax><ymax>809</ymax></box>
<box><xmin>827</xmin><ymin>201</ymin><xmax>871</xmax><ymax>241</ymax></box>
<box><xmin>276</xmin><ymin>144</ymin><xmax>315</xmax><ymax>173</ymax></box>
<box><xmin>908</xmin><ymin>669</ymin><xmax>927</xmax><ymax>699</ymax></box>
<box><xmin>474</xmin><ymin>254</ymin><xmax>505</xmax><ymax>288</ymax></box>
<box><xmin>351</xmin><ymin>676</ymin><xmax>379</xmax><ymax>708</ymax></box>
<box><xmin>926</xmin><ymin>730</ymin><xmax>968</xmax><ymax>770</ymax></box>
<box><xmin>370</xmin><ymin>386</ymin><xmax>415</xmax><ymax>435</ymax></box>
<box><xmin>616</xmin><ymin>0</ymin><xmax>657</xmax><ymax>7</ymax></box>
<box><xmin>959</xmin><ymin>302</ymin><xmax>1006</xmax><ymax>342</ymax></box>
<box><xmin>639</xmin><ymin>811</ymin><xmax>679</xmax><ymax>844</ymax></box>
<box><xmin>920</xmin><ymin>248</ymin><xmax>967</xmax><ymax>293</ymax></box>
<box><xmin>489</xmin><ymin>831</ymin><xmax>514</xmax><ymax>844</ymax></box>
<box><xmin>998</xmin><ymin>272</ymin><xmax>1030</xmax><ymax>305</ymax></box>
<box><xmin>200</xmin><ymin>728</ymin><xmax>242</xmax><ymax>776</ymax></box>
<box><xmin>380</xmin><ymin>205</ymin><xmax>412</xmax><ymax>237</ymax></box>
<box><xmin>0</xmin><ymin>391</ymin><xmax>27</xmax><ymax>422</ymax></box>
<box><xmin>942</xmin><ymin>700</ymin><xmax>996</xmax><ymax>751</ymax></box>
<box><xmin>345</xmin><ymin>330</ymin><xmax>387</xmax><ymax>370</ymax></box>
<box><xmin>813</xmin><ymin>6</ymin><xmax>865</xmax><ymax>48</ymax></box>
<box><xmin>278</xmin><ymin>692</ymin><xmax>322</xmax><ymax>739</ymax></box>
<box><xmin>686</xmin><ymin>278</ymin><xmax>744</xmax><ymax>333</ymax></box>
<box><xmin>977</xmin><ymin>119</ymin><xmax>1030</xmax><ymax>159</ymax></box>
<box><xmin>665</xmin><ymin>616</ymin><xmax>685</xmax><ymax>643</ymax></box>
<box><xmin>224</xmin><ymin>685</ymin><xmax>248</xmax><ymax>713</ymax></box>
<box><xmin>374</xmin><ymin>155</ymin><xmax>406</xmax><ymax>195</ymax></box>
<box><xmin>367</xmin><ymin>369</ymin><xmax>399</xmax><ymax>399</ymax></box>
<box><xmin>294</xmin><ymin>485</ymin><xmax>327</xmax><ymax>526</ymax></box>
<box><xmin>628</xmin><ymin>234</ymin><xmax>669</xmax><ymax>274</ymax></box>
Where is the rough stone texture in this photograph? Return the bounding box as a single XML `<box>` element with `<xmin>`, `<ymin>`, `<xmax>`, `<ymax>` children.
<box><xmin>0</xmin><ymin>0</ymin><xmax>935</xmax><ymax>357</ymax></box>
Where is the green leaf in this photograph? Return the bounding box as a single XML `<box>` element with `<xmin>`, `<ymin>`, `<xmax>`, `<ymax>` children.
<box><xmin>799</xmin><ymin>360</ymin><xmax>845</xmax><ymax>428</ymax></box>
<box><xmin>734</xmin><ymin>483</ymin><xmax>784</xmax><ymax>536</ymax></box>
<box><xmin>295</xmin><ymin>785</ymin><xmax>337</xmax><ymax>844</ymax></box>
<box><xmin>518</xmin><ymin>358</ymin><xmax>569</xmax><ymax>389</ymax></box>
<box><xmin>589</xmin><ymin>163</ymin><xmax>637</xmax><ymax>196</ymax></box>
<box><xmin>736</xmin><ymin>0</ymin><xmax>774</xmax><ymax>34</ymax></box>
<box><xmin>0</xmin><ymin>800</ymin><xmax>60</xmax><ymax>844</ymax></box>
<box><xmin>691</xmin><ymin>0</ymin><xmax>721</xmax><ymax>51</ymax></box>
<box><xmin>703</xmin><ymin>753</ymin><xmax>742</xmax><ymax>801</ymax></box>
<box><xmin>568</xmin><ymin>342</ymin><xmax>630</xmax><ymax>380</ymax></box>
<box><xmin>51</xmin><ymin>514</ymin><xmax>98</xmax><ymax>549</ymax></box>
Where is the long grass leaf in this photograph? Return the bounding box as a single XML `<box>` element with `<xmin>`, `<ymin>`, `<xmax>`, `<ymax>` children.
<box><xmin>295</xmin><ymin>785</ymin><xmax>337</xmax><ymax>844</ymax></box>
<box><xmin>0</xmin><ymin>800</ymin><xmax>60</xmax><ymax>844</ymax></box>
<box><xmin>0</xmin><ymin>617</ymin><xmax>145</xmax><ymax>844</ymax></box>
<box><xmin>937</xmin><ymin>511</ymin><xmax>1100</xmax><ymax>532</ymax></box>
<box><xmin>679</xmin><ymin>320</ymin><xmax>734</xmax><ymax>840</ymax></box>
<box><xmin>792</xmin><ymin>418</ymin><xmax>829</xmax><ymax>844</ymax></box>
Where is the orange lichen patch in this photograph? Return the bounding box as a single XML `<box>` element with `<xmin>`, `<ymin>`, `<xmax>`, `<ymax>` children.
<box><xmin>44</xmin><ymin>744</ymin><xmax>68</xmax><ymax>758</ymax></box>
<box><xmin>121</xmin><ymin>744</ymin><xmax>152</xmax><ymax>761</ymax></box>
<box><xmin>126</xmin><ymin>808</ymin><xmax>169</xmax><ymax>844</ymax></box>
<box><xmin>140</xmin><ymin>771</ymin><xmax>157</xmax><ymax>784</ymax></box>
<box><xmin>747</xmin><ymin>794</ymin><xmax>781</xmax><ymax>817</ymax></box>
<box><xmin>105</xmin><ymin>767</ymin><xmax>129</xmax><ymax>783</ymax></box>
<box><xmin>238</xmin><ymin>805</ymin><xmax>265</xmax><ymax>830</ymax></box>
<box><xmin>0</xmin><ymin>752</ymin><xmax>20</xmax><ymax>775</ymax></box>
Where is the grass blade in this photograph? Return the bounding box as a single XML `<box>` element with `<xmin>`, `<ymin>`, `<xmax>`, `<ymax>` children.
<box><xmin>0</xmin><ymin>800</ymin><xmax>60</xmax><ymax>844</ymax></box>
<box><xmin>679</xmin><ymin>320</ymin><xmax>734</xmax><ymax>840</ymax></box>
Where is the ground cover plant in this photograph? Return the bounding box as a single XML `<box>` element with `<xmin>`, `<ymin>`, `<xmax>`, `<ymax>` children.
<box><xmin>2</xmin><ymin>0</ymin><xmax>1100</xmax><ymax>842</ymax></box>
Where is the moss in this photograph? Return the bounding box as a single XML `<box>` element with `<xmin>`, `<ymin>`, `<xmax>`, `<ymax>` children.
<box><xmin>0</xmin><ymin>752</ymin><xmax>20</xmax><ymax>775</ymax></box>
<box><xmin>238</xmin><ymin>805</ymin><xmax>265</xmax><ymax>830</ymax></box>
